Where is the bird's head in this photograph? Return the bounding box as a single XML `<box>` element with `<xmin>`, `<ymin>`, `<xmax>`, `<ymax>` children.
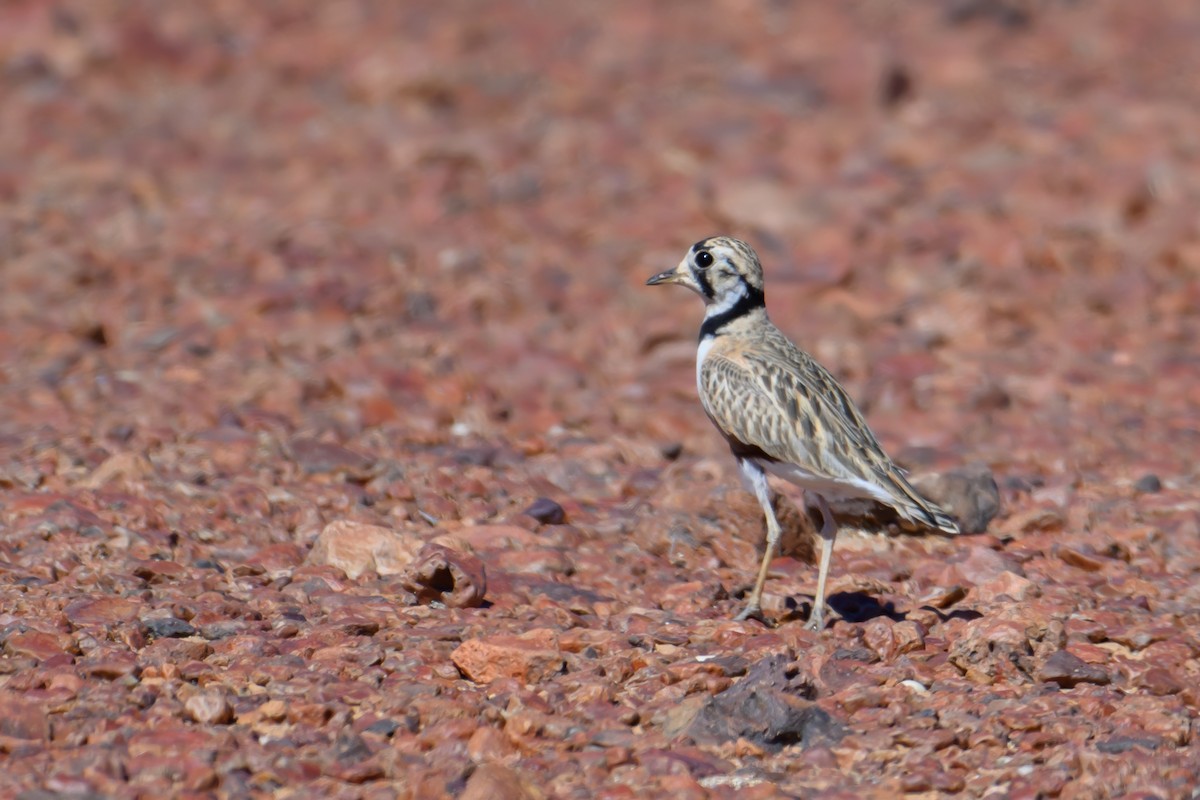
<box><xmin>646</xmin><ymin>236</ymin><xmax>765</xmax><ymax>306</ymax></box>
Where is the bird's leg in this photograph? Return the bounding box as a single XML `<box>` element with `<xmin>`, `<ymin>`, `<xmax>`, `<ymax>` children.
<box><xmin>734</xmin><ymin>459</ymin><xmax>780</xmax><ymax>622</ymax></box>
<box><xmin>805</xmin><ymin>494</ymin><xmax>840</xmax><ymax>631</ymax></box>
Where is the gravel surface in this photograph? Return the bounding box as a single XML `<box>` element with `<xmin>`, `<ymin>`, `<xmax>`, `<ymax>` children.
<box><xmin>1</xmin><ymin>2</ymin><xmax>1198</xmax><ymax>798</ymax></box>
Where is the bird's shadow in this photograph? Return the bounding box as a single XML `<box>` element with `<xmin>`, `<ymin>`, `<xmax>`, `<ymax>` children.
<box><xmin>824</xmin><ymin>592</ymin><xmax>984</xmax><ymax>625</ymax></box>
<box><xmin>765</xmin><ymin>591</ymin><xmax>984</xmax><ymax>627</ymax></box>
<box><xmin>827</xmin><ymin>592</ymin><xmax>905</xmax><ymax>623</ymax></box>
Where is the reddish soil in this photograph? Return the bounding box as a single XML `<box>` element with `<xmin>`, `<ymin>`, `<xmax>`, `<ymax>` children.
<box><xmin>1</xmin><ymin>2</ymin><xmax>1198</xmax><ymax>798</ymax></box>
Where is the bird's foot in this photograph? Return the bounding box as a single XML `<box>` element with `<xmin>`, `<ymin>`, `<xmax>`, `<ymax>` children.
<box><xmin>733</xmin><ymin>602</ymin><xmax>765</xmax><ymax>623</ymax></box>
<box><xmin>804</xmin><ymin>605</ymin><xmax>827</xmax><ymax>632</ymax></box>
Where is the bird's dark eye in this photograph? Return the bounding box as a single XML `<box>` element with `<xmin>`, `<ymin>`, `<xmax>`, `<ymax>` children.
<box><xmin>695</xmin><ymin>251</ymin><xmax>714</xmax><ymax>269</ymax></box>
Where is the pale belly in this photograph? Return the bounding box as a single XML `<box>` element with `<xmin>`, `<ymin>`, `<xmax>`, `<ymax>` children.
<box><xmin>695</xmin><ymin>336</ymin><xmax>714</xmax><ymax>397</ymax></box>
<box><xmin>755</xmin><ymin>458</ymin><xmax>893</xmax><ymax>506</ymax></box>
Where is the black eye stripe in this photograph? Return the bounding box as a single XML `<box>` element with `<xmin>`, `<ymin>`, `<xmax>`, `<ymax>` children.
<box><xmin>695</xmin><ymin>266</ymin><xmax>714</xmax><ymax>298</ymax></box>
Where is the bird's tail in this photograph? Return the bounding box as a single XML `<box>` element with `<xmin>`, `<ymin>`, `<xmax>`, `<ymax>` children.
<box><xmin>889</xmin><ymin>471</ymin><xmax>961</xmax><ymax>535</ymax></box>
<box><xmin>917</xmin><ymin>502</ymin><xmax>961</xmax><ymax>535</ymax></box>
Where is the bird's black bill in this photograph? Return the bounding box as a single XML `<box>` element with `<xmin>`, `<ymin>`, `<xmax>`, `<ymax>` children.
<box><xmin>646</xmin><ymin>270</ymin><xmax>676</xmax><ymax>286</ymax></box>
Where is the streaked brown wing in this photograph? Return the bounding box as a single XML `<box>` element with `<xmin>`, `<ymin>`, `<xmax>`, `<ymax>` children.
<box><xmin>700</xmin><ymin>341</ymin><xmax>959</xmax><ymax>533</ymax></box>
<box><xmin>699</xmin><ymin>349</ymin><xmax>862</xmax><ymax>486</ymax></box>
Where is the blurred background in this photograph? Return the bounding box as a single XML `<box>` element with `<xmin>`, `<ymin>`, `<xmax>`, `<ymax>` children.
<box><xmin>1</xmin><ymin>1</ymin><xmax>1196</xmax><ymax>474</ymax></box>
<box><xmin>0</xmin><ymin>2</ymin><xmax>1198</xmax><ymax>795</ymax></box>
<box><xmin>1</xmin><ymin>1</ymin><xmax>1196</xmax><ymax>484</ymax></box>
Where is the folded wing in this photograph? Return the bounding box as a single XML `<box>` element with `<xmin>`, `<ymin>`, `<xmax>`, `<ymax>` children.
<box><xmin>700</xmin><ymin>346</ymin><xmax>960</xmax><ymax>534</ymax></box>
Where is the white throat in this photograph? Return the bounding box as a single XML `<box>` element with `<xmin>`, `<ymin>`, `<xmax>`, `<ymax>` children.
<box><xmin>702</xmin><ymin>282</ymin><xmax>747</xmax><ymax>324</ymax></box>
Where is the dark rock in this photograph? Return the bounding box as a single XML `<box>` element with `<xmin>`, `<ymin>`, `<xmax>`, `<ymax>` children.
<box><xmin>523</xmin><ymin>579</ymin><xmax>611</xmax><ymax>614</ymax></box>
<box><xmin>675</xmin><ymin>653</ymin><xmax>844</xmax><ymax>751</ymax></box>
<box><xmin>1038</xmin><ymin>650</ymin><xmax>1110</xmax><ymax>688</ymax></box>
<box><xmin>199</xmin><ymin>620</ymin><xmax>247</xmax><ymax>640</ymax></box>
<box><xmin>820</xmin><ymin>463</ymin><xmax>999</xmax><ymax>536</ymax></box>
<box><xmin>452</xmin><ymin>446</ymin><xmax>501</xmax><ymax>467</ymax></box>
<box><xmin>1094</xmin><ymin>736</ymin><xmax>1161</xmax><ymax>754</ymax></box>
<box><xmin>364</xmin><ymin>718</ymin><xmax>401</xmax><ymax>737</ymax></box>
<box><xmin>949</xmin><ymin>617</ymin><xmax>1036</xmax><ymax>683</ymax></box>
<box><xmin>912</xmin><ymin>463</ymin><xmax>1002</xmax><ymax>535</ymax></box>
<box><xmin>333</xmin><ymin>730</ymin><xmax>374</xmax><ymax>762</ymax></box>
<box><xmin>831</xmin><ymin>647</ymin><xmax>876</xmax><ymax>663</ymax></box>
<box><xmin>523</xmin><ymin>497</ymin><xmax>566</xmax><ymax>525</ymax></box>
<box><xmin>969</xmin><ymin>381</ymin><xmax>1012</xmax><ymax>411</ymax></box>
<box><xmin>404</xmin><ymin>291</ymin><xmax>438</xmax><ymax>322</ymax></box>
<box><xmin>141</xmin><ymin>617</ymin><xmax>197</xmax><ymax>639</ymax></box>
<box><xmin>401</xmin><ymin>544</ymin><xmax>487</xmax><ymax>608</ymax></box>
<box><xmin>880</xmin><ymin>63</ymin><xmax>913</xmax><ymax>108</ymax></box>
<box><xmin>1133</xmin><ymin>474</ymin><xmax>1162</xmax><ymax>493</ymax></box>
<box><xmin>945</xmin><ymin>0</ymin><xmax>1032</xmax><ymax>29</ymax></box>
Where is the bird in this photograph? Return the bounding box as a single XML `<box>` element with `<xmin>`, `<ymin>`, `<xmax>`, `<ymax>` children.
<box><xmin>647</xmin><ymin>236</ymin><xmax>960</xmax><ymax>630</ymax></box>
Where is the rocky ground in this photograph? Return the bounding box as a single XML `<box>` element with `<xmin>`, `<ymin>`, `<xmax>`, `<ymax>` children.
<box><xmin>1</xmin><ymin>1</ymin><xmax>1199</xmax><ymax>798</ymax></box>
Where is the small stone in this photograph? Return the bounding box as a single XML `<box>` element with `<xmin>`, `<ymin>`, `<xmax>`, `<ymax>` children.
<box><xmin>131</xmin><ymin>559</ymin><xmax>188</xmax><ymax>582</ymax></box>
<box><xmin>522</xmin><ymin>497</ymin><xmax>566</xmax><ymax>525</ymax></box>
<box><xmin>974</xmin><ymin>571</ymin><xmax>1040</xmax><ymax>603</ymax></box>
<box><xmin>862</xmin><ymin>619</ymin><xmax>898</xmax><ymax>661</ymax></box>
<box><xmin>1133</xmin><ymin>474</ymin><xmax>1162</xmax><ymax>493</ymax></box>
<box><xmin>5</xmin><ymin>631</ymin><xmax>70</xmax><ymax>662</ymax></box>
<box><xmin>1038</xmin><ymin>650</ymin><xmax>1110</xmax><ymax>688</ymax></box>
<box><xmin>919</xmin><ymin>583</ymin><xmax>967</xmax><ymax>609</ymax></box>
<box><xmin>900</xmin><ymin>769</ymin><xmax>932</xmax><ymax>793</ymax></box>
<box><xmin>81</xmin><ymin>651</ymin><xmax>140</xmax><ymax>679</ymax></box>
<box><xmin>307</xmin><ymin>520</ymin><xmax>423</xmax><ymax>579</ymax></box>
<box><xmin>493</xmin><ymin>547</ymin><xmax>572</xmax><ymax>576</ymax></box>
<box><xmin>141</xmin><ymin>617</ymin><xmax>197</xmax><ymax>639</ymax></box>
<box><xmin>1094</xmin><ymin>736</ymin><xmax>1160</xmax><ymax>754</ymax></box>
<box><xmin>892</xmin><ymin>621</ymin><xmax>926</xmax><ymax>654</ymax></box>
<box><xmin>948</xmin><ymin>617</ymin><xmax>1034</xmax><ymax>684</ymax></box>
<box><xmin>402</xmin><ymin>543</ymin><xmax>487</xmax><ymax>608</ymax></box>
<box><xmin>184</xmin><ymin>689</ymin><xmax>235</xmax><ymax>725</ymax></box>
<box><xmin>681</xmin><ymin>653</ymin><xmax>842</xmax><ymax>751</ymax></box>
<box><xmin>658</xmin><ymin>695</ymin><xmax>708</xmax><ymax>739</ymax></box>
<box><xmin>199</xmin><ymin>620</ymin><xmax>248</xmax><ymax>641</ymax></box>
<box><xmin>140</xmin><ymin>638</ymin><xmax>212</xmax><ymax>666</ymax></box>
<box><xmin>879</xmin><ymin>62</ymin><xmax>913</xmax><ymax>108</ymax></box>
<box><xmin>246</xmin><ymin>543</ymin><xmax>306</xmax><ymax>578</ymax></box>
<box><xmin>451</xmin><ymin>628</ymin><xmax>564</xmax><ymax>684</ymax></box>
<box><xmin>454</xmin><ymin>524</ymin><xmax>542</xmax><ymax>550</ymax></box>
<box><xmin>461</xmin><ymin>763</ymin><xmax>546</xmax><ymax>800</ymax></box>
<box><xmin>1138</xmin><ymin>667</ymin><xmax>1183</xmax><ymax>696</ymax></box>
<box><xmin>81</xmin><ymin>451</ymin><xmax>155</xmax><ymax>488</ymax></box>
<box><xmin>1056</xmin><ymin>545</ymin><xmax>1107</xmax><ymax>572</ymax></box>
<box><xmin>256</xmin><ymin>699</ymin><xmax>288</xmax><ymax>722</ymax></box>
<box><xmin>466</xmin><ymin>725</ymin><xmax>515</xmax><ymax>762</ymax></box>
<box><xmin>362</xmin><ymin>718</ymin><xmax>401</xmax><ymax>737</ymax></box>
<box><xmin>956</xmin><ymin>545</ymin><xmax>1024</xmax><ymax>585</ymax></box>
<box><xmin>65</xmin><ymin>597</ymin><xmax>140</xmax><ymax>627</ymax></box>
<box><xmin>1009</xmin><ymin>506</ymin><xmax>1065</xmax><ymax>533</ymax></box>
<box><xmin>326</xmin><ymin>731</ymin><xmax>382</xmax><ymax>783</ymax></box>
<box><xmin>0</xmin><ymin>691</ymin><xmax>50</xmax><ymax>740</ymax></box>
